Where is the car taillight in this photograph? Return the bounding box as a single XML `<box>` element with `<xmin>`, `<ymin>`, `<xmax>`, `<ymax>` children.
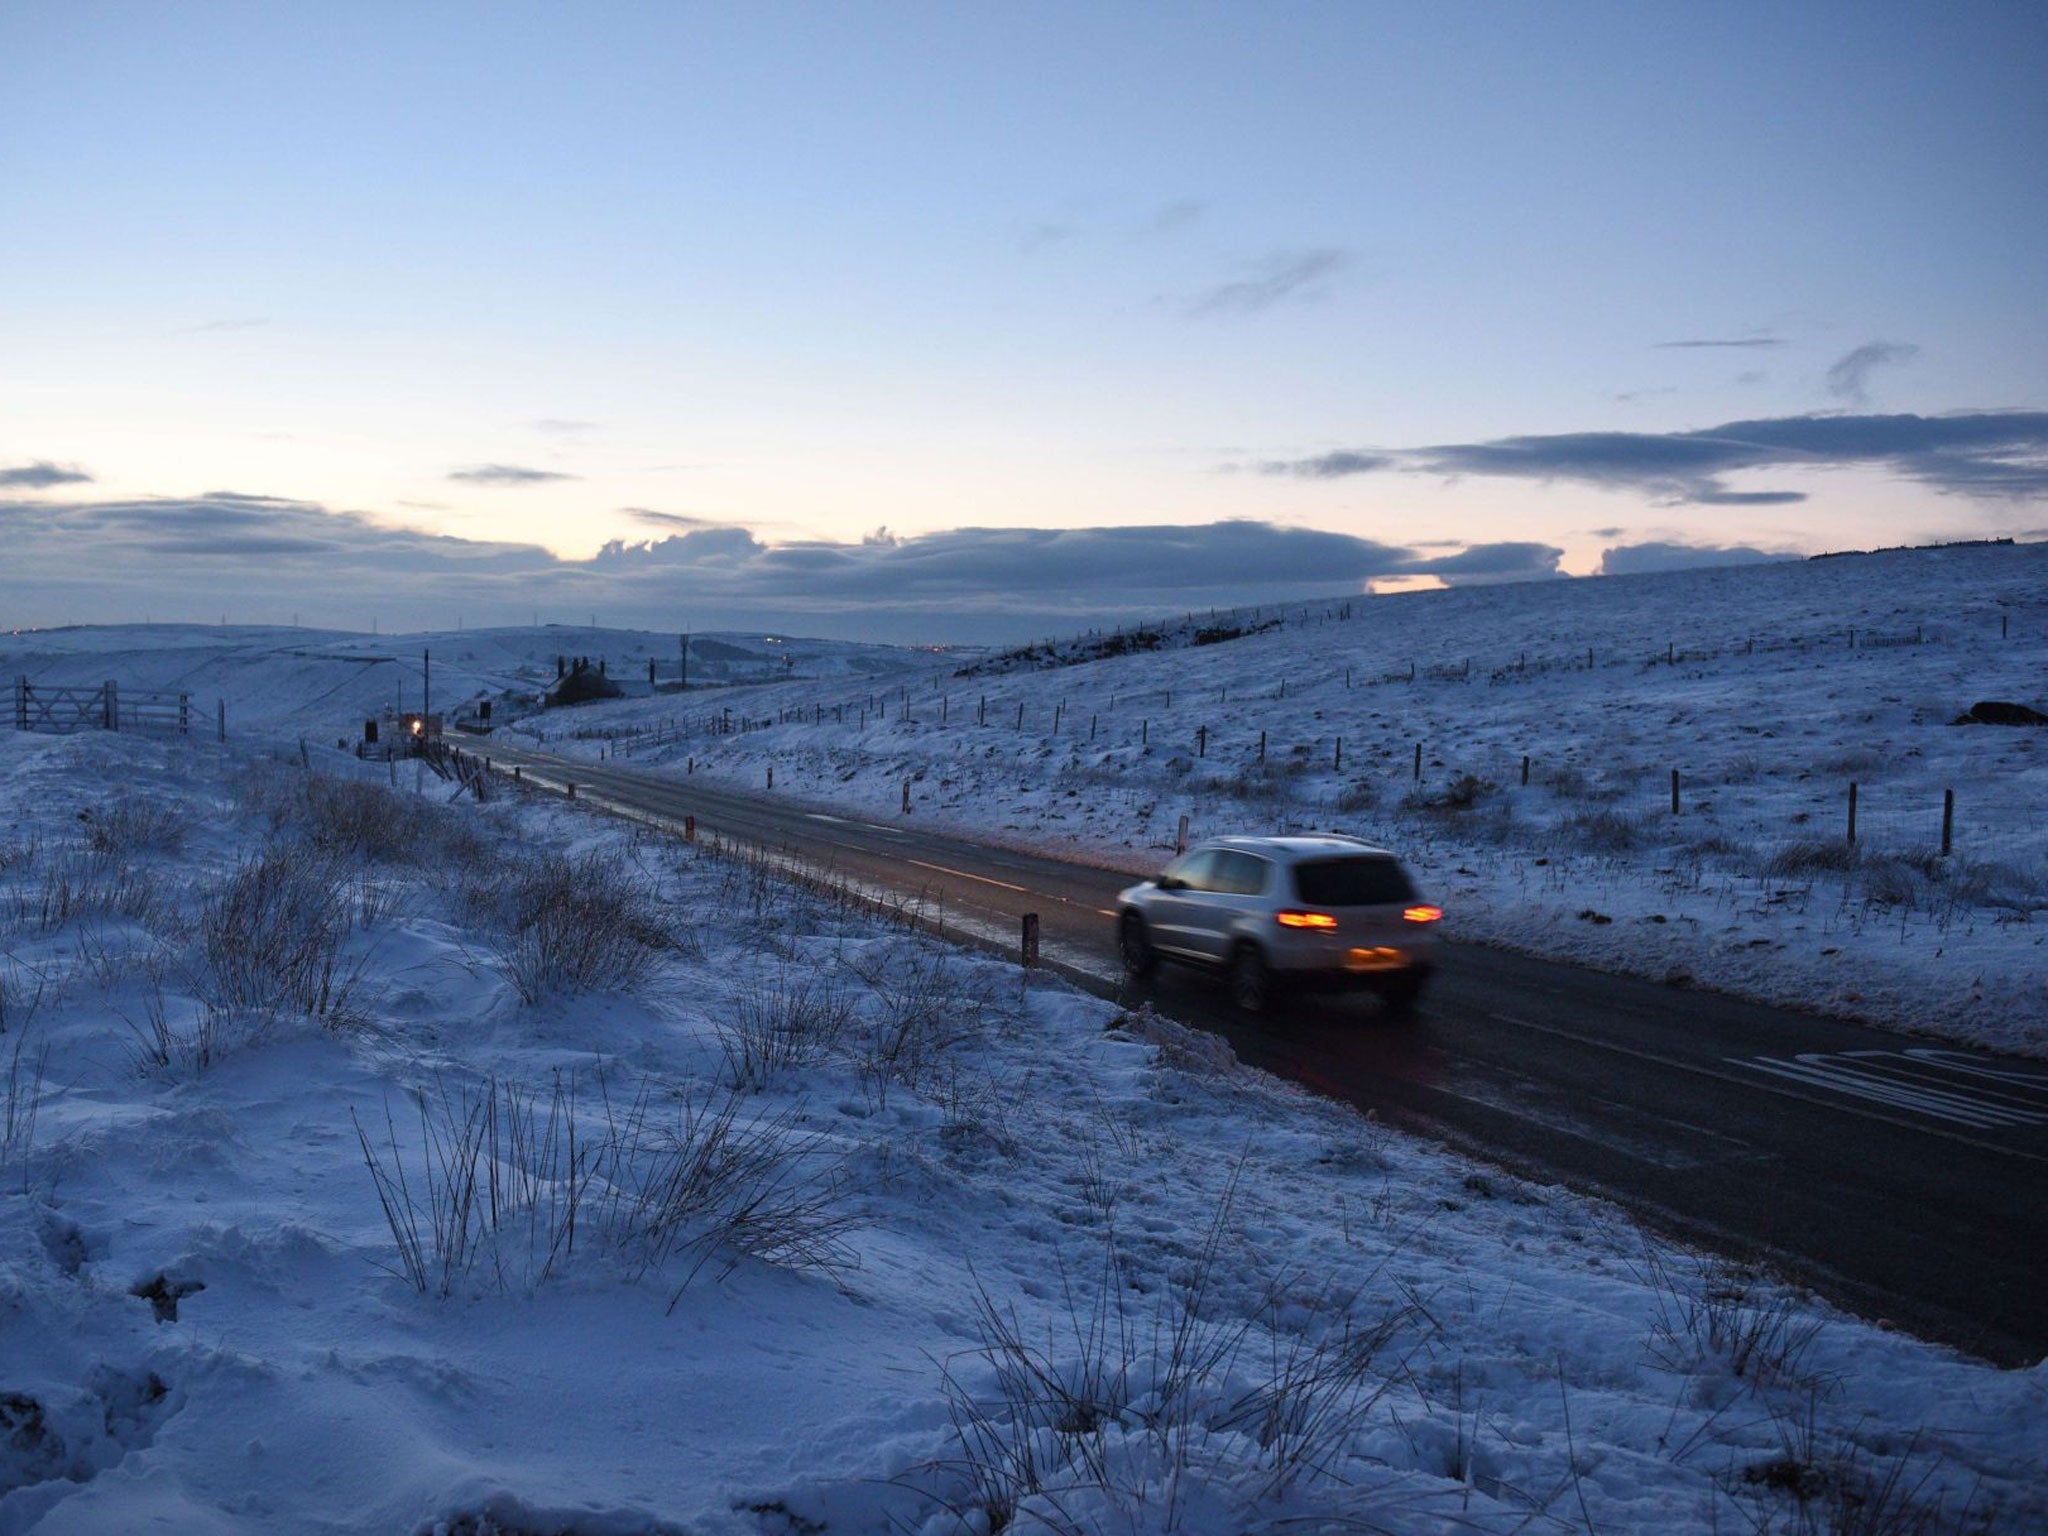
<box><xmin>1276</xmin><ymin>910</ymin><xmax>1338</xmax><ymax>930</ymax></box>
<box><xmin>1403</xmin><ymin>905</ymin><xmax>1442</xmax><ymax>924</ymax></box>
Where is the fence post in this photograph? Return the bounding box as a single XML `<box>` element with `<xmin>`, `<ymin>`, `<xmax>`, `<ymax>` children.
<box><xmin>179</xmin><ymin>694</ymin><xmax>190</xmax><ymax>734</ymax></box>
<box><xmin>1021</xmin><ymin>913</ymin><xmax>1040</xmax><ymax>969</ymax></box>
<box><xmin>218</xmin><ymin>699</ymin><xmax>226</xmax><ymax>742</ymax></box>
<box><xmin>1257</xmin><ymin>729</ymin><xmax>1265</xmax><ymax>762</ymax></box>
<box><xmin>685</xmin><ymin>814</ymin><xmax>696</xmax><ymax>843</ymax></box>
<box><xmin>767</xmin><ymin>765</ymin><xmax>773</xmax><ymax>789</ymax></box>
<box><xmin>1941</xmin><ymin>789</ymin><xmax>1953</xmax><ymax>857</ymax></box>
<box><xmin>1015</xmin><ymin>702</ymin><xmax>1024</xmax><ymax>730</ymax></box>
<box><xmin>12</xmin><ymin>676</ymin><xmax>23</xmax><ymax>732</ymax></box>
<box><xmin>902</xmin><ymin>778</ymin><xmax>911</xmax><ymax>814</ymax></box>
<box><xmin>1142</xmin><ymin>719</ymin><xmax>1149</xmax><ymax>747</ymax></box>
<box><xmin>1670</xmin><ymin>768</ymin><xmax>1680</xmax><ymax>815</ymax></box>
<box><xmin>1053</xmin><ymin>702</ymin><xmax>1062</xmax><ymax>732</ymax></box>
<box><xmin>1521</xmin><ymin>754</ymin><xmax>1530</xmax><ymax>786</ymax></box>
<box><xmin>1198</xmin><ymin>725</ymin><xmax>1207</xmax><ymax>758</ymax></box>
<box><xmin>1413</xmin><ymin>742</ymin><xmax>1422</xmax><ymax>782</ymax></box>
<box><xmin>1334</xmin><ymin>737</ymin><xmax>1342</xmax><ymax>772</ymax></box>
<box><xmin>1847</xmin><ymin>782</ymin><xmax>1858</xmax><ymax>845</ymax></box>
<box><xmin>103</xmin><ymin>680</ymin><xmax>119</xmax><ymax>730</ymax></box>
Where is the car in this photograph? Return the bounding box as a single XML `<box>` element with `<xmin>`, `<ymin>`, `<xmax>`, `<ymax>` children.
<box><xmin>1115</xmin><ymin>835</ymin><xmax>1440</xmax><ymax>1014</ymax></box>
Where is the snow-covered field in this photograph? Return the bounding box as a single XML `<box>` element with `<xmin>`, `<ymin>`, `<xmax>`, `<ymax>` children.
<box><xmin>2</xmin><ymin>546</ymin><xmax>2045</xmax><ymax>1533</ymax></box>
<box><xmin>1</xmin><ymin>727</ymin><xmax>2043</xmax><ymax>1533</ymax></box>
<box><xmin>517</xmin><ymin>543</ymin><xmax>2048</xmax><ymax>1056</ymax></box>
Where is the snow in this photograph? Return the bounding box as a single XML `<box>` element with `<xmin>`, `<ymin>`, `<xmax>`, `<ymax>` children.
<box><xmin>2</xmin><ymin>546</ymin><xmax>2045</xmax><ymax>1533</ymax></box>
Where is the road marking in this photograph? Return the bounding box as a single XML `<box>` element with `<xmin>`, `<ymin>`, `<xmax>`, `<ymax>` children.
<box><xmin>1485</xmin><ymin>1011</ymin><xmax>2047</xmax><ymax>1162</ymax></box>
<box><xmin>906</xmin><ymin>858</ymin><xmax>1029</xmax><ymax>894</ymax></box>
<box><xmin>1733</xmin><ymin>1050</ymin><xmax>2048</xmax><ymax>1130</ymax></box>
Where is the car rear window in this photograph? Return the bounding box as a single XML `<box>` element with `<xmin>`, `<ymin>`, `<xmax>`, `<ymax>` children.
<box><xmin>1291</xmin><ymin>856</ymin><xmax>1416</xmax><ymax>906</ymax></box>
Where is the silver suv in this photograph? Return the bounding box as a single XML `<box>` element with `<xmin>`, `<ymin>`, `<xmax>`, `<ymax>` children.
<box><xmin>1116</xmin><ymin>835</ymin><xmax>1441</xmax><ymax>1014</ymax></box>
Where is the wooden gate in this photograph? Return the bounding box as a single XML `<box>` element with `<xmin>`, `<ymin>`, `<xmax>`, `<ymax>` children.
<box><xmin>13</xmin><ymin>677</ymin><xmax>191</xmax><ymax>735</ymax></box>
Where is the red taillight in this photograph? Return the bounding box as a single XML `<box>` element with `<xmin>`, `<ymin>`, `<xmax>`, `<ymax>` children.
<box><xmin>1276</xmin><ymin>909</ymin><xmax>1339</xmax><ymax>931</ymax></box>
<box><xmin>1403</xmin><ymin>905</ymin><xmax>1442</xmax><ymax>924</ymax></box>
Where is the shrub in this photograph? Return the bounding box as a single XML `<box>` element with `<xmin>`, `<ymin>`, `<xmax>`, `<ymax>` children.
<box><xmin>1407</xmin><ymin>773</ymin><xmax>1493</xmax><ymax>816</ymax></box>
<box><xmin>933</xmin><ymin>1208</ymin><xmax>1421</xmax><ymax>1533</ymax></box>
<box><xmin>1765</xmin><ymin>839</ymin><xmax>1859</xmax><ymax>878</ymax></box>
<box><xmin>1557</xmin><ymin>808</ymin><xmax>1647</xmax><ymax>853</ymax></box>
<box><xmin>1333</xmin><ymin>779</ymin><xmax>1379</xmax><ymax>814</ymax></box>
<box><xmin>843</xmin><ymin>939</ymin><xmax>992</xmax><ymax>1101</ymax></box>
<box><xmin>10</xmin><ymin>848</ymin><xmax>163</xmax><ymax>933</ymax></box>
<box><xmin>497</xmin><ymin>850</ymin><xmax>670</xmax><ymax>1002</ymax></box>
<box><xmin>355</xmin><ymin>1072</ymin><xmax>862</xmax><ymax>1302</ymax></box>
<box><xmin>254</xmin><ymin>769</ymin><xmax>493</xmax><ymax>868</ymax></box>
<box><xmin>84</xmin><ymin>796</ymin><xmax>190</xmax><ymax>858</ymax></box>
<box><xmin>718</xmin><ymin>975</ymin><xmax>857</xmax><ymax>1090</ymax></box>
<box><xmin>199</xmin><ymin>845</ymin><xmax>362</xmax><ymax>1024</ymax></box>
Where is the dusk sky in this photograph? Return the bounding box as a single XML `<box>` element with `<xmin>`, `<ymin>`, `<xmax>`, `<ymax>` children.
<box><xmin>4</xmin><ymin>2</ymin><xmax>2044</xmax><ymax>642</ymax></box>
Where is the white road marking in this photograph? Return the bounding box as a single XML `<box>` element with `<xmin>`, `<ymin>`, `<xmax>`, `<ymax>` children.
<box><xmin>1735</xmin><ymin>1051</ymin><xmax>2048</xmax><ymax>1130</ymax></box>
<box><xmin>906</xmin><ymin>858</ymin><xmax>1029</xmax><ymax>893</ymax></box>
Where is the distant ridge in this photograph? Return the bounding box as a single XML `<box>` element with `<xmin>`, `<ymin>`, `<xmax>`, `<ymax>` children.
<box><xmin>1810</xmin><ymin>536</ymin><xmax>2018</xmax><ymax>561</ymax></box>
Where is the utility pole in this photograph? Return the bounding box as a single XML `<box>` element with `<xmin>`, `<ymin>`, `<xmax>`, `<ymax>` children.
<box><xmin>423</xmin><ymin>648</ymin><xmax>431</xmax><ymax>722</ymax></box>
<box><xmin>679</xmin><ymin>630</ymin><xmax>689</xmax><ymax>691</ymax></box>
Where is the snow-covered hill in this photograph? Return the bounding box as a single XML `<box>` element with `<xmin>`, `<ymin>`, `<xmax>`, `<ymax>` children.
<box><xmin>514</xmin><ymin>542</ymin><xmax>2048</xmax><ymax>1053</ymax></box>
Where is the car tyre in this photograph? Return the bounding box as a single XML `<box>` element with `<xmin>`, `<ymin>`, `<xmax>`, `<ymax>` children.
<box><xmin>1379</xmin><ymin>974</ymin><xmax>1426</xmax><ymax>1019</ymax></box>
<box><xmin>1119</xmin><ymin>912</ymin><xmax>1158</xmax><ymax>979</ymax></box>
<box><xmin>1229</xmin><ymin>944</ymin><xmax>1270</xmax><ymax>1014</ymax></box>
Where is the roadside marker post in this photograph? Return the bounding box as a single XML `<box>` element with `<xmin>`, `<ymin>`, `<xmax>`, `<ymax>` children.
<box><xmin>1021</xmin><ymin>913</ymin><xmax>1040</xmax><ymax>969</ymax></box>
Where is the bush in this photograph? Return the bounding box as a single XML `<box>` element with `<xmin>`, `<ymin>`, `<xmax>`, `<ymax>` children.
<box><xmin>1557</xmin><ymin>808</ymin><xmax>1647</xmax><ymax>853</ymax></box>
<box><xmin>1333</xmin><ymin>779</ymin><xmax>1379</xmax><ymax>814</ymax></box>
<box><xmin>84</xmin><ymin>796</ymin><xmax>190</xmax><ymax>858</ymax></box>
<box><xmin>355</xmin><ymin>1072</ymin><xmax>862</xmax><ymax>1301</ymax></box>
<box><xmin>254</xmin><ymin>769</ymin><xmax>493</xmax><ymax>868</ymax></box>
<box><xmin>10</xmin><ymin>848</ymin><xmax>163</xmax><ymax>933</ymax></box>
<box><xmin>1765</xmin><ymin>839</ymin><xmax>1859</xmax><ymax>878</ymax></box>
<box><xmin>497</xmin><ymin>850</ymin><xmax>670</xmax><ymax>1002</ymax></box>
<box><xmin>1406</xmin><ymin>773</ymin><xmax>1493</xmax><ymax>815</ymax></box>
<box><xmin>718</xmin><ymin>975</ymin><xmax>856</xmax><ymax>1090</ymax></box>
<box><xmin>199</xmin><ymin>845</ymin><xmax>361</xmax><ymax>1024</ymax></box>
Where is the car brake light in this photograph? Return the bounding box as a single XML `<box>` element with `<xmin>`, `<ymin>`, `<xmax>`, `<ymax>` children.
<box><xmin>1276</xmin><ymin>910</ymin><xmax>1338</xmax><ymax>930</ymax></box>
<box><xmin>1403</xmin><ymin>905</ymin><xmax>1442</xmax><ymax>924</ymax></box>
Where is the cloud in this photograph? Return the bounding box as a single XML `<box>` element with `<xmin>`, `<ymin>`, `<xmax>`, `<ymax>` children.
<box><xmin>1257</xmin><ymin>410</ymin><xmax>2048</xmax><ymax>503</ymax></box>
<box><xmin>622</xmin><ymin>507</ymin><xmax>718</xmax><ymax>530</ymax></box>
<box><xmin>0</xmin><ymin>461</ymin><xmax>93</xmax><ymax>489</ymax></box>
<box><xmin>1143</xmin><ymin>199</ymin><xmax>1205</xmax><ymax>235</ymax></box>
<box><xmin>0</xmin><ymin>491</ymin><xmax>1569</xmax><ymax>643</ymax></box>
<box><xmin>1183</xmin><ymin>248</ymin><xmax>1351</xmax><ymax>317</ymax></box>
<box><xmin>1654</xmin><ymin>335</ymin><xmax>1786</xmax><ymax>349</ymax></box>
<box><xmin>188</xmin><ymin>318</ymin><xmax>269</xmax><ymax>333</ymax></box>
<box><xmin>1409</xmin><ymin>542</ymin><xmax>1566</xmax><ymax>581</ymax></box>
<box><xmin>1261</xmin><ymin>449</ymin><xmax>1393</xmax><ymax>478</ymax></box>
<box><xmin>531</xmin><ymin>419</ymin><xmax>599</xmax><ymax>435</ymax></box>
<box><xmin>1598</xmin><ymin>541</ymin><xmax>1795</xmax><ymax>576</ymax></box>
<box><xmin>1826</xmin><ymin>340</ymin><xmax>1920</xmax><ymax>405</ymax></box>
<box><xmin>448</xmin><ymin>464</ymin><xmax>578</xmax><ymax>486</ymax></box>
<box><xmin>1018</xmin><ymin>220</ymin><xmax>1077</xmax><ymax>253</ymax></box>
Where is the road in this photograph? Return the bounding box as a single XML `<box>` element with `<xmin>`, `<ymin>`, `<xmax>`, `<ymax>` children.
<box><xmin>468</xmin><ymin>736</ymin><xmax>2048</xmax><ymax>1367</ymax></box>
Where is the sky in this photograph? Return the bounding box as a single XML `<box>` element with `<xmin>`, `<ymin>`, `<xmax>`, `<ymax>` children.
<box><xmin>3</xmin><ymin>1</ymin><xmax>2045</xmax><ymax>643</ymax></box>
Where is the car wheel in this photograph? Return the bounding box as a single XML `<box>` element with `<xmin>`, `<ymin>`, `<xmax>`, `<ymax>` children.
<box><xmin>1379</xmin><ymin>974</ymin><xmax>1426</xmax><ymax>1019</ymax></box>
<box><xmin>1119</xmin><ymin>912</ymin><xmax>1158</xmax><ymax>979</ymax></box>
<box><xmin>1229</xmin><ymin>944</ymin><xmax>1270</xmax><ymax>1014</ymax></box>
